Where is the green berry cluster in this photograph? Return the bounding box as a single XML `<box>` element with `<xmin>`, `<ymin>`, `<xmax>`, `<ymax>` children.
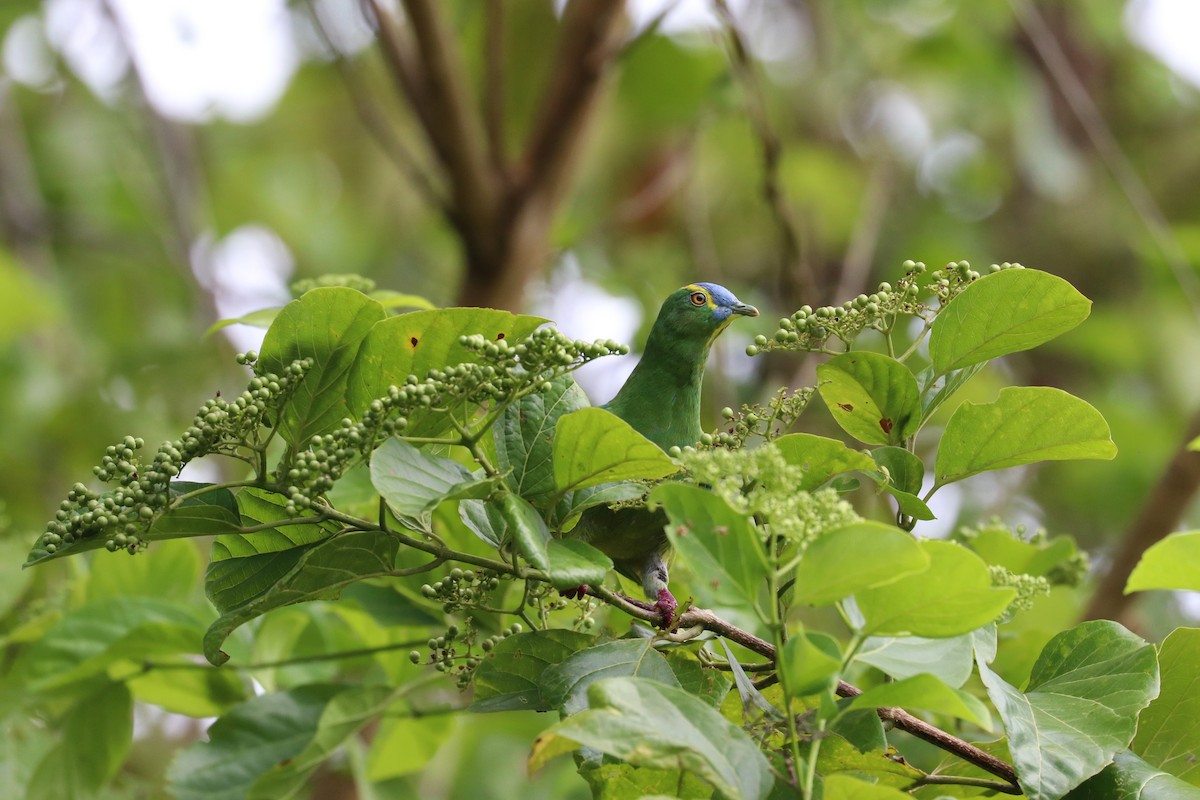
<box><xmin>291</xmin><ymin>274</ymin><xmax>377</xmax><ymax>295</ymax></box>
<box><xmin>704</xmin><ymin>387</ymin><xmax>814</xmax><ymax>449</ymax></box>
<box><xmin>37</xmin><ymin>353</ymin><xmax>313</xmax><ymax>559</ymax></box>
<box><xmin>419</xmin><ymin>568</ymin><xmax>501</xmax><ymax>613</ymax></box>
<box><xmin>407</xmin><ymin>622</ymin><xmax>523</xmax><ymax>689</ymax></box>
<box><xmin>748</xmin><ymin>260</ymin><xmax>1024</xmax><ymax>357</ymax></box>
<box><xmin>278</xmin><ymin>329</ymin><xmax>626</xmax><ymax>507</ymax></box>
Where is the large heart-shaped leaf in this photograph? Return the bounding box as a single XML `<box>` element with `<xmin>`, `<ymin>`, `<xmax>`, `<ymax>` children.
<box><xmin>495</xmin><ymin>374</ymin><xmax>590</xmax><ymax>504</ymax></box>
<box><xmin>540</xmin><ymin>639</ymin><xmax>679</xmax><ymax>714</ymax></box>
<box><xmin>1132</xmin><ymin>627</ymin><xmax>1200</xmax><ymax>786</ymax></box>
<box><xmin>258</xmin><ymin>287</ymin><xmax>386</xmax><ymax>447</ymax></box>
<box><xmin>978</xmin><ymin>620</ymin><xmax>1160</xmax><ymax>800</ymax></box>
<box><xmin>471</xmin><ymin>630</ymin><xmax>595</xmax><ymax>712</ymax></box>
<box><xmin>532</xmin><ymin>677</ymin><xmax>774</xmax><ymax>800</ymax></box>
<box><xmin>773</xmin><ymin>433</ymin><xmax>877</xmax><ymax>490</ymax></box>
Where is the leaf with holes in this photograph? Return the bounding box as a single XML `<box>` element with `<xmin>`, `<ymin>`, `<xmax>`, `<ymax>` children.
<box><xmin>817</xmin><ymin>352</ymin><xmax>921</xmax><ymax>446</ymax></box>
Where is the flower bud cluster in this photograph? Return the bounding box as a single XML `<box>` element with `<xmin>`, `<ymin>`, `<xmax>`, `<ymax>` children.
<box><xmin>749</xmin><ymin>260</ymin><xmax>1024</xmax><ymax>357</ymax></box>
<box><xmin>37</xmin><ymin>354</ymin><xmax>313</xmax><ymax>558</ymax></box>
<box><xmin>279</xmin><ymin>329</ymin><xmax>626</xmax><ymax>508</ymax></box>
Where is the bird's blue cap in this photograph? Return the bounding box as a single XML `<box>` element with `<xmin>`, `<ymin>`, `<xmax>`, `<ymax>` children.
<box><xmin>690</xmin><ymin>282</ymin><xmax>759</xmax><ymax>321</ymax></box>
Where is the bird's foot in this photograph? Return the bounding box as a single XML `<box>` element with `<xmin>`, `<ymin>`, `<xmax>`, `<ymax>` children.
<box><xmin>618</xmin><ymin>588</ymin><xmax>680</xmax><ymax>630</ymax></box>
<box><xmin>560</xmin><ymin>585</ymin><xmax>589</xmax><ymax>601</ymax></box>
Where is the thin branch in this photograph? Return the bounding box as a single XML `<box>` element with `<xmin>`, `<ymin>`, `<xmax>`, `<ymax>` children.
<box><xmin>308</xmin><ymin>0</ymin><xmax>449</xmax><ymax>214</ymax></box>
<box><xmin>834</xmin><ymin>159</ymin><xmax>893</xmax><ymax>304</ymax></box>
<box><xmin>679</xmin><ymin>607</ymin><xmax>1021</xmax><ymax>792</ymax></box>
<box><xmin>483</xmin><ymin>0</ymin><xmax>507</xmax><ymax>177</ymax></box>
<box><xmin>1011</xmin><ymin>0</ymin><xmax>1200</xmax><ymax>322</ymax></box>
<box><xmin>515</xmin><ymin>0</ymin><xmax>627</xmax><ymax>204</ymax></box>
<box><xmin>713</xmin><ymin>0</ymin><xmax>817</xmax><ymax>305</ymax></box>
<box><xmin>1083</xmin><ymin>406</ymin><xmax>1200</xmax><ymax>623</ymax></box>
<box><xmin>399</xmin><ymin>0</ymin><xmax>498</xmax><ymax>240</ymax></box>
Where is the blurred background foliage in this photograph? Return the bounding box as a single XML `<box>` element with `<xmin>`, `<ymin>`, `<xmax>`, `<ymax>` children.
<box><xmin>1</xmin><ymin>0</ymin><xmax>1199</xmax><ymax>797</ymax></box>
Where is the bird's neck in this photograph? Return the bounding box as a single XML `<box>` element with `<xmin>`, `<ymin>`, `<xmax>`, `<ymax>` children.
<box><xmin>604</xmin><ymin>322</ymin><xmax>713</xmax><ymax>450</ymax></box>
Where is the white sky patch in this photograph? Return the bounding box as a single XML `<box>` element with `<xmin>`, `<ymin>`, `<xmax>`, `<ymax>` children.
<box><xmin>2</xmin><ymin>15</ymin><xmax>59</xmax><ymax>89</ymax></box>
<box><xmin>527</xmin><ymin>255</ymin><xmax>643</xmax><ymax>404</ymax></box>
<box><xmin>1126</xmin><ymin>0</ymin><xmax>1200</xmax><ymax>89</ymax></box>
<box><xmin>191</xmin><ymin>224</ymin><xmax>295</xmax><ymax>354</ymax></box>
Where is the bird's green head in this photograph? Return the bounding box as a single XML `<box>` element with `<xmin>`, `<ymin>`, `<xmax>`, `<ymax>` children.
<box><xmin>655</xmin><ymin>282</ymin><xmax>759</xmax><ymax>344</ymax></box>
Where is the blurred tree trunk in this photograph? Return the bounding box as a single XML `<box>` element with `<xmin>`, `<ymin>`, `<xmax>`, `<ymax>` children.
<box><xmin>363</xmin><ymin>0</ymin><xmax>628</xmax><ymax>311</ymax></box>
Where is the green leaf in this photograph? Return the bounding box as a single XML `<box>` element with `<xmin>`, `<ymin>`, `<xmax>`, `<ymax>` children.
<box><xmin>246</xmin><ymin>685</ymin><xmax>395</xmax><ymax>799</ymax></box>
<box><xmin>918</xmin><ymin>361</ymin><xmax>987</xmax><ymax>423</ymax></box>
<box><xmin>345</xmin><ymin>307</ymin><xmax>546</xmax><ymax>422</ymax></box>
<box><xmin>534</xmin><ymin>677</ymin><xmax>774</xmax><ymax>800</ymax></box>
<box><xmin>496</xmin><ymin>374</ymin><xmax>591</xmax><ymax>503</ymax></box>
<box><xmin>929</xmin><ymin>268</ymin><xmax>1091</xmax><ymax>374</ymax></box>
<box><xmin>554</xmin><ymin>408</ymin><xmax>679</xmax><ymax>493</ymax></box>
<box><xmin>773</xmin><ymin>433</ymin><xmax>877</xmax><ymax>490</ymax></box>
<box><xmin>1133</xmin><ymin>628</ymin><xmax>1200</xmax><ymax>786</ymax></box>
<box><xmin>846</xmin><ymin>673</ymin><xmax>992</xmax><ymax>729</ymax></box>
<box><xmin>817</xmin><ymin>352</ymin><xmax>921</xmax><ymax>446</ymax></box>
<box><xmin>1126</xmin><ymin>532</ymin><xmax>1200</xmax><ymax>593</ymax></box>
<box><xmin>203</xmin><ymin>530</ymin><xmax>400</xmax><ymax>665</ymax></box>
<box><xmin>977</xmin><ymin>619</ymin><xmax>1160</xmax><ymax>800</ymax></box>
<box><xmin>651</xmin><ymin>483</ymin><xmax>768</xmax><ymax>618</ymax></box>
<box><xmin>1065</xmin><ymin>751</ymin><xmax>1200</xmax><ymax>799</ymax></box>
<box><xmin>125</xmin><ymin>665</ymin><xmax>247</xmax><ymax>718</ymax></box>
<box><xmin>203</xmin><ymin>306</ymin><xmax>281</xmax><ymax>337</ymax></box>
<box><xmin>553</xmin><ymin>481</ymin><xmax>647</xmax><ymax>529</ymax></box>
<box><xmin>666</xmin><ymin>651</ymin><xmax>732</xmax><ymax>709</ymax></box>
<box><xmin>580</xmin><ymin>762</ymin><xmax>715</xmax><ymax>800</ymax></box>
<box><xmin>368</xmin><ymin>289</ymin><xmax>435</xmax><ymax>310</ymax></box>
<box><xmin>541</xmin><ymin>639</ymin><xmax>680</xmax><ymax>714</ymax></box>
<box><xmin>370</xmin><ymin>437</ymin><xmax>491</xmax><ymax>529</ymax></box>
<box><xmin>27</xmin><ymin>684</ymin><xmax>133</xmax><ymax>800</ymax></box>
<box><xmin>471</xmin><ymin>629</ymin><xmax>595</xmax><ymax>712</ymax></box>
<box><xmin>823</xmin><ymin>774</ymin><xmax>913</xmax><ymax>800</ymax></box>
<box><xmin>793</xmin><ymin>521</ymin><xmax>929</xmax><ymax>606</ymax></box>
<box><xmin>497</xmin><ymin>492</ymin><xmax>551</xmax><ymax>571</ymax></box>
<box><xmin>11</xmin><ymin>597</ymin><xmax>207</xmax><ymax>696</ymax></box>
<box><xmin>366</xmin><ymin>713</ymin><xmax>455</xmax><ymax>781</ymax></box>
<box><xmin>935</xmin><ymin>386</ymin><xmax>1117</xmax><ymax>486</ymax></box>
<box><xmin>545</xmin><ymin>539</ymin><xmax>613</xmax><ymax>591</ymax></box>
<box><xmin>817</xmin><ymin>733</ymin><xmax>925</xmax><ymax>788</ymax></box>
<box><xmin>855</xmin><ymin>631</ymin><xmax>979</xmax><ymax>688</ymax></box>
<box><xmin>870</xmin><ymin>446</ymin><xmax>935</xmax><ymax>520</ymax></box>
<box><xmin>855</xmin><ymin>540</ymin><xmax>1016</xmax><ymax>637</ymax></box>
<box><xmin>86</xmin><ymin>538</ymin><xmax>201</xmax><ymax>603</ymax></box>
<box><xmin>205</xmin><ymin>489</ymin><xmax>338</xmax><ymax>614</ymax></box>
<box><xmin>167</xmin><ymin>684</ymin><xmax>389</xmax><ymax>800</ymax></box>
<box><xmin>258</xmin><ymin>286</ymin><xmax>386</xmax><ymax>447</ymax></box>
<box><xmin>459</xmin><ymin>498</ymin><xmax>507</xmax><ymax>547</ymax></box>
<box><xmin>1189</xmin><ymin>436</ymin><xmax>1200</xmax><ymax>452</ymax></box>
<box><xmin>778</xmin><ymin>630</ymin><xmax>842</xmax><ymax>695</ymax></box>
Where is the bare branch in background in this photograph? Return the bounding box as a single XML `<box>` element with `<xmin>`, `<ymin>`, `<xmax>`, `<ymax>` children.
<box><xmin>483</xmin><ymin>0</ymin><xmax>507</xmax><ymax>178</ymax></box>
<box><xmin>1011</xmin><ymin>0</ymin><xmax>1200</xmax><ymax>322</ymax></box>
<box><xmin>1084</xmin><ymin>408</ymin><xmax>1200</xmax><ymax>624</ymax></box>
<box><xmin>714</xmin><ymin>0</ymin><xmax>817</xmax><ymax>306</ymax></box>
<box><xmin>833</xmin><ymin>160</ymin><xmax>893</xmax><ymax>304</ymax></box>
<box><xmin>308</xmin><ymin>0</ymin><xmax>450</xmax><ymax>215</ymax></box>
<box><xmin>0</xmin><ymin>82</ymin><xmax>52</xmax><ymax>275</ymax></box>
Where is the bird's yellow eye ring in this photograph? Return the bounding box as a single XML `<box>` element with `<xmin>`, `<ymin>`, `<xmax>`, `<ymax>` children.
<box><xmin>689</xmin><ymin>291</ymin><xmax>707</xmax><ymax>306</ymax></box>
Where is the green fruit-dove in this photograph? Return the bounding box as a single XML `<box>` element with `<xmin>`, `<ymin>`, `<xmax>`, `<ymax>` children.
<box><xmin>566</xmin><ymin>282</ymin><xmax>758</xmax><ymax>625</ymax></box>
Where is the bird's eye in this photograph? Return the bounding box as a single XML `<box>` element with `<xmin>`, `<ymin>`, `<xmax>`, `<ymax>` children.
<box><xmin>689</xmin><ymin>291</ymin><xmax>707</xmax><ymax>306</ymax></box>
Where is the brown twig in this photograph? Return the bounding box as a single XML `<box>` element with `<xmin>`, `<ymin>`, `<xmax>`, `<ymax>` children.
<box><xmin>1084</xmin><ymin>406</ymin><xmax>1200</xmax><ymax>623</ymax></box>
<box><xmin>309</xmin><ymin>0</ymin><xmax>449</xmax><ymax>214</ymax></box>
<box><xmin>674</xmin><ymin>606</ymin><xmax>1022</xmax><ymax>793</ymax></box>
<box><xmin>483</xmin><ymin>0</ymin><xmax>508</xmax><ymax>177</ymax></box>
<box><xmin>713</xmin><ymin>0</ymin><xmax>817</xmax><ymax>305</ymax></box>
